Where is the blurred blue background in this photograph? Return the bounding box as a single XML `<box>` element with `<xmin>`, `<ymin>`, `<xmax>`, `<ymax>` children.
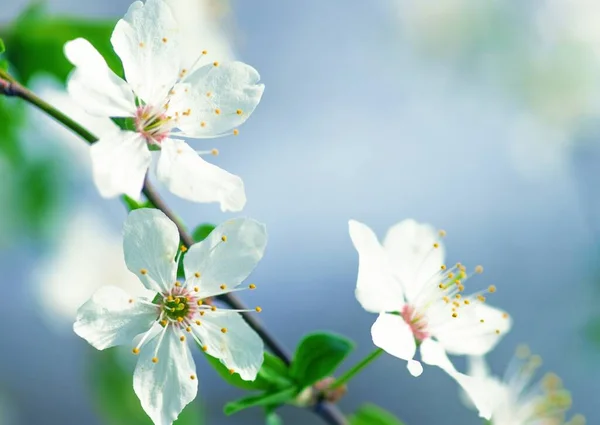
<box><xmin>1</xmin><ymin>0</ymin><xmax>599</xmax><ymax>424</ymax></box>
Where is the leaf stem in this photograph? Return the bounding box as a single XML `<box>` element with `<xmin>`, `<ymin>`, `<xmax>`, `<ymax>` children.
<box><xmin>0</xmin><ymin>70</ymin><xmax>348</xmax><ymax>425</ymax></box>
<box><xmin>330</xmin><ymin>348</ymin><xmax>384</xmax><ymax>390</ymax></box>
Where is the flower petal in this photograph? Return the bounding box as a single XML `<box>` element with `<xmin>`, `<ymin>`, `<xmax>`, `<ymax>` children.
<box><xmin>90</xmin><ymin>130</ymin><xmax>151</xmax><ymax>200</ymax></box>
<box><xmin>169</xmin><ymin>62</ymin><xmax>264</xmax><ymax>138</ymax></box>
<box><xmin>123</xmin><ymin>208</ymin><xmax>180</xmax><ymax>293</ymax></box>
<box><xmin>183</xmin><ymin>218</ymin><xmax>266</xmax><ymax>298</ymax></box>
<box><xmin>193</xmin><ymin>311</ymin><xmax>263</xmax><ymax>380</ymax></box>
<box><xmin>156</xmin><ymin>138</ymin><xmax>246</xmax><ymax>211</ymax></box>
<box><xmin>407</xmin><ymin>359</ymin><xmax>424</xmax><ymax>377</ymax></box>
<box><xmin>348</xmin><ymin>220</ymin><xmax>404</xmax><ymax>313</ymax></box>
<box><xmin>64</xmin><ymin>38</ymin><xmax>136</xmax><ymax>117</ymax></box>
<box><xmin>433</xmin><ymin>303</ymin><xmax>512</xmax><ymax>356</ymax></box>
<box><xmin>73</xmin><ymin>286</ymin><xmax>158</xmax><ymax>350</ymax></box>
<box><xmin>383</xmin><ymin>219</ymin><xmax>445</xmax><ymax>303</ymax></box>
<box><xmin>133</xmin><ymin>328</ymin><xmax>198</xmax><ymax>425</ymax></box>
<box><xmin>111</xmin><ymin>0</ymin><xmax>181</xmax><ymax>105</ymax></box>
<box><xmin>371</xmin><ymin>313</ymin><xmax>416</xmax><ymax>364</ymax></box>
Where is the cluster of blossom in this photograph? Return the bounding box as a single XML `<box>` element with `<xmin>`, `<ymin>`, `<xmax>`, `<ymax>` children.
<box><xmin>59</xmin><ymin>0</ymin><xmax>584</xmax><ymax>424</ymax></box>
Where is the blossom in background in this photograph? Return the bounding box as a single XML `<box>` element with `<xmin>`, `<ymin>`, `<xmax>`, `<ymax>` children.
<box><xmin>31</xmin><ymin>207</ymin><xmax>145</xmax><ymax>331</ymax></box>
<box><xmin>461</xmin><ymin>347</ymin><xmax>585</xmax><ymax>425</ymax></box>
<box><xmin>348</xmin><ymin>219</ymin><xmax>511</xmax><ymax>377</ymax></box>
<box><xmin>74</xmin><ymin>208</ymin><xmax>265</xmax><ymax>425</ymax></box>
<box><xmin>64</xmin><ymin>0</ymin><xmax>264</xmax><ymax>211</ymax></box>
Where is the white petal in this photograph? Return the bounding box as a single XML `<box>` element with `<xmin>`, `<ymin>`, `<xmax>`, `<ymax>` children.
<box><xmin>371</xmin><ymin>313</ymin><xmax>416</xmax><ymax>362</ymax></box>
<box><xmin>134</xmin><ymin>328</ymin><xmax>198</xmax><ymax>425</ymax></box>
<box><xmin>383</xmin><ymin>219</ymin><xmax>445</xmax><ymax>302</ymax></box>
<box><xmin>90</xmin><ymin>130</ymin><xmax>151</xmax><ymax>199</ymax></box>
<box><xmin>123</xmin><ymin>208</ymin><xmax>180</xmax><ymax>293</ymax></box>
<box><xmin>467</xmin><ymin>355</ymin><xmax>491</xmax><ymax>379</ymax></box>
<box><xmin>156</xmin><ymin>138</ymin><xmax>246</xmax><ymax>211</ymax></box>
<box><xmin>348</xmin><ymin>220</ymin><xmax>404</xmax><ymax>313</ymax></box>
<box><xmin>455</xmin><ymin>374</ymin><xmax>507</xmax><ymax>421</ymax></box>
<box><xmin>73</xmin><ymin>286</ymin><xmax>158</xmax><ymax>350</ymax></box>
<box><xmin>64</xmin><ymin>38</ymin><xmax>136</xmax><ymax>117</ymax></box>
<box><xmin>433</xmin><ymin>303</ymin><xmax>512</xmax><ymax>356</ymax></box>
<box><xmin>419</xmin><ymin>338</ymin><xmax>456</xmax><ymax>373</ymax></box>
<box><xmin>407</xmin><ymin>360</ymin><xmax>423</xmax><ymax>377</ymax></box>
<box><xmin>169</xmin><ymin>62</ymin><xmax>264</xmax><ymax>138</ymax></box>
<box><xmin>193</xmin><ymin>311</ymin><xmax>263</xmax><ymax>380</ymax></box>
<box><xmin>111</xmin><ymin>0</ymin><xmax>181</xmax><ymax>105</ymax></box>
<box><xmin>183</xmin><ymin>218</ymin><xmax>266</xmax><ymax>298</ymax></box>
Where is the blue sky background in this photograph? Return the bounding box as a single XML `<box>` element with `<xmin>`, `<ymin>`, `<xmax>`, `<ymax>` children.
<box><xmin>1</xmin><ymin>0</ymin><xmax>599</xmax><ymax>424</ymax></box>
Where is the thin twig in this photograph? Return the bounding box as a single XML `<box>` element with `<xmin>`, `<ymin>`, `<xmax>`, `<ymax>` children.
<box><xmin>1</xmin><ymin>73</ymin><xmax>348</xmax><ymax>425</ymax></box>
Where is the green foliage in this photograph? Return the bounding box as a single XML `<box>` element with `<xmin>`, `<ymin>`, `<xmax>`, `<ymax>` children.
<box><xmin>349</xmin><ymin>404</ymin><xmax>406</xmax><ymax>425</ymax></box>
<box><xmin>89</xmin><ymin>348</ymin><xmax>204</xmax><ymax>425</ymax></box>
<box><xmin>0</xmin><ymin>38</ymin><xmax>5</xmax><ymax>54</ymax></box>
<box><xmin>2</xmin><ymin>2</ymin><xmax>121</xmax><ymax>84</ymax></box>
<box><xmin>224</xmin><ymin>387</ymin><xmax>298</xmax><ymax>416</ymax></box>
<box><xmin>122</xmin><ymin>195</ymin><xmax>153</xmax><ymax>212</ymax></box>
<box><xmin>265</xmin><ymin>411</ymin><xmax>283</xmax><ymax>425</ymax></box>
<box><xmin>290</xmin><ymin>332</ymin><xmax>355</xmax><ymax>389</ymax></box>
<box><xmin>193</xmin><ymin>224</ymin><xmax>216</xmax><ymax>242</ymax></box>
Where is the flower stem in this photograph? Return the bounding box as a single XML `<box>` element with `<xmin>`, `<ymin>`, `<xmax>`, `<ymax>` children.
<box><xmin>0</xmin><ymin>70</ymin><xmax>348</xmax><ymax>425</ymax></box>
<box><xmin>330</xmin><ymin>348</ymin><xmax>384</xmax><ymax>390</ymax></box>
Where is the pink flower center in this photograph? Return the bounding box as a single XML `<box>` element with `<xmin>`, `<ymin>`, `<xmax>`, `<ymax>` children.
<box><xmin>135</xmin><ymin>105</ymin><xmax>171</xmax><ymax>146</ymax></box>
<box><xmin>402</xmin><ymin>305</ymin><xmax>430</xmax><ymax>341</ymax></box>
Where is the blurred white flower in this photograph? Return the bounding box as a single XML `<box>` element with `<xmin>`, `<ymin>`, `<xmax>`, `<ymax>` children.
<box><xmin>31</xmin><ymin>206</ymin><xmax>144</xmax><ymax>331</ymax></box>
<box><xmin>74</xmin><ymin>209</ymin><xmax>265</xmax><ymax>425</ymax></box>
<box><xmin>64</xmin><ymin>0</ymin><xmax>264</xmax><ymax>210</ymax></box>
<box><xmin>348</xmin><ymin>219</ymin><xmax>511</xmax><ymax>378</ymax></box>
<box><xmin>462</xmin><ymin>348</ymin><xmax>586</xmax><ymax>425</ymax></box>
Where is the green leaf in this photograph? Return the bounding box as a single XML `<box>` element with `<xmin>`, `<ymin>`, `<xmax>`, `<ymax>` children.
<box><xmin>224</xmin><ymin>387</ymin><xmax>298</xmax><ymax>416</ymax></box>
<box><xmin>266</xmin><ymin>411</ymin><xmax>283</xmax><ymax>425</ymax></box>
<box><xmin>349</xmin><ymin>404</ymin><xmax>406</xmax><ymax>425</ymax></box>
<box><xmin>290</xmin><ymin>332</ymin><xmax>355</xmax><ymax>388</ymax></box>
<box><xmin>193</xmin><ymin>223</ymin><xmax>216</xmax><ymax>242</ymax></box>
<box><xmin>122</xmin><ymin>195</ymin><xmax>153</xmax><ymax>211</ymax></box>
<box><xmin>3</xmin><ymin>2</ymin><xmax>121</xmax><ymax>84</ymax></box>
<box><xmin>0</xmin><ymin>38</ymin><xmax>5</xmax><ymax>54</ymax></box>
<box><xmin>111</xmin><ymin>117</ymin><xmax>136</xmax><ymax>131</ymax></box>
<box><xmin>89</xmin><ymin>348</ymin><xmax>204</xmax><ymax>425</ymax></box>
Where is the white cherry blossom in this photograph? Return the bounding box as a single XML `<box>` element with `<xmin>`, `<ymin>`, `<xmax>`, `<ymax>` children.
<box><xmin>348</xmin><ymin>219</ymin><xmax>511</xmax><ymax>378</ymax></box>
<box><xmin>64</xmin><ymin>0</ymin><xmax>264</xmax><ymax>211</ymax></box>
<box><xmin>74</xmin><ymin>208</ymin><xmax>266</xmax><ymax>425</ymax></box>
<box><xmin>461</xmin><ymin>348</ymin><xmax>585</xmax><ymax>425</ymax></box>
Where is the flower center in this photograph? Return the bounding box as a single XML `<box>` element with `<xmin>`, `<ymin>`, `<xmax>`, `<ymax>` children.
<box><xmin>401</xmin><ymin>305</ymin><xmax>430</xmax><ymax>341</ymax></box>
<box><xmin>135</xmin><ymin>105</ymin><xmax>171</xmax><ymax>146</ymax></box>
<box><xmin>160</xmin><ymin>285</ymin><xmax>199</xmax><ymax>322</ymax></box>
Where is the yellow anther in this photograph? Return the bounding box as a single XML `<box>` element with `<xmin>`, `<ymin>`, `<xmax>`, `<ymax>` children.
<box><xmin>129</xmin><ymin>299</ymin><xmax>134</xmax><ymax>304</ymax></box>
<box><xmin>477</xmin><ymin>295</ymin><xmax>486</xmax><ymax>302</ymax></box>
<box><xmin>180</xmin><ymin>246</ymin><xmax>188</xmax><ymax>253</ymax></box>
<box><xmin>221</xmin><ymin>235</ymin><xmax>227</xmax><ymax>242</ymax></box>
<box><xmin>452</xmin><ymin>312</ymin><xmax>458</xmax><ymax>318</ymax></box>
<box><xmin>455</xmin><ymin>294</ymin><xmax>461</xmax><ymax>299</ymax></box>
<box><xmin>193</xmin><ymin>286</ymin><xmax>199</xmax><ymax>292</ymax></box>
<box><xmin>160</xmin><ymin>320</ymin><xmax>167</xmax><ymax>326</ymax></box>
<box><xmin>162</xmin><ymin>37</ymin><xmax>168</xmax><ymax>43</ymax></box>
<box><xmin>211</xmin><ymin>148</ymin><xmax>219</xmax><ymax>156</ymax></box>
<box><xmin>447</xmin><ymin>273</ymin><xmax>454</xmax><ymax>279</ymax></box>
<box><xmin>213</xmin><ymin>61</ymin><xmax>219</xmax><ymax>67</ymax></box>
<box><xmin>530</xmin><ymin>355</ymin><xmax>543</xmax><ymax>367</ymax></box>
<box><xmin>542</xmin><ymin>373</ymin><xmax>562</xmax><ymax>390</ymax></box>
<box><xmin>211</xmin><ymin>306</ymin><xmax>217</xmax><ymax>312</ymax></box>
<box><xmin>194</xmin><ymin>272</ymin><xmax>201</xmax><ymax>278</ymax></box>
<box><xmin>442</xmin><ymin>296</ymin><xmax>450</xmax><ymax>303</ymax></box>
<box><xmin>438</xmin><ymin>230</ymin><xmax>446</xmax><ymax>237</ymax></box>
<box><xmin>220</xmin><ymin>284</ymin><xmax>227</xmax><ymax>290</ymax></box>
<box><xmin>488</xmin><ymin>285</ymin><xmax>496</xmax><ymax>293</ymax></box>
<box><xmin>255</xmin><ymin>306</ymin><xmax>262</xmax><ymax>312</ymax></box>
<box><xmin>190</xmin><ymin>375</ymin><xmax>196</xmax><ymax>380</ymax></box>
<box><xmin>175</xmin><ymin>282</ymin><xmax>181</xmax><ymax>287</ymax></box>
<box><xmin>186</xmin><ymin>327</ymin><xmax>191</xmax><ymax>332</ymax></box>
<box><xmin>475</xmin><ymin>265</ymin><xmax>484</xmax><ymax>274</ymax></box>
<box><xmin>200</xmin><ymin>311</ymin><xmax>205</xmax><ymax>316</ymax></box>
<box><xmin>457</xmin><ymin>284</ymin><xmax>465</xmax><ymax>291</ymax></box>
<box><xmin>180</xmin><ymin>336</ymin><xmax>186</xmax><ymax>342</ymax></box>
<box><xmin>433</xmin><ymin>243</ymin><xmax>439</xmax><ymax>249</ymax></box>
<box><xmin>177</xmin><ymin>317</ymin><xmax>184</xmax><ymax>323</ymax></box>
<box><xmin>233</xmin><ymin>129</ymin><xmax>239</xmax><ymax>136</ymax></box>
<box><xmin>495</xmin><ymin>329</ymin><xmax>501</xmax><ymax>335</ymax></box>
<box><xmin>206</xmin><ymin>92</ymin><xmax>212</xmax><ymax>97</ymax></box>
<box><xmin>152</xmin><ymin>357</ymin><xmax>159</xmax><ymax>363</ymax></box>
<box><xmin>197</xmin><ymin>300</ymin><xmax>203</xmax><ymax>306</ymax></box>
<box><xmin>195</xmin><ymin>320</ymin><xmax>201</xmax><ymax>325</ymax></box>
<box><xmin>132</xmin><ymin>348</ymin><xmax>140</xmax><ymax>355</ymax></box>
<box><xmin>452</xmin><ymin>301</ymin><xmax>460</xmax><ymax>307</ymax></box>
<box><xmin>215</xmin><ymin>108</ymin><xmax>221</xmax><ymax>114</ymax></box>
<box><xmin>200</xmin><ymin>121</ymin><xmax>207</xmax><ymax>128</ymax></box>
<box><xmin>221</xmin><ymin>327</ymin><xmax>228</xmax><ymax>334</ymax></box>
<box><xmin>438</xmin><ymin>283</ymin><xmax>445</xmax><ymax>289</ymax></box>
<box><xmin>249</xmin><ymin>284</ymin><xmax>256</xmax><ymax>289</ymax></box>
<box><xmin>440</xmin><ymin>265</ymin><xmax>447</xmax><ymax>271</ymax></box>
<box><xmin>464</xmin><ymin>299</ymin><xmax>470</xmax><ymax>305</ymax></box>
<box><xmin>140</xmin><ymin>269</ymin><xmax>148</xmax><ymax>275</ymax></box>
<box><xmin>167</xmin><ymin>295</ymin><xmax>174</xmax><ymax>302</ymax></box>
<box><xmin>139</xmin><ymin>42</ymin><xmax>145</xmax><ymax>47</ymax></box>
<box><xmin>236</xmin><ymin>109</ymin><xmax>243</xmax><ymax>115</ymax></box>
<box><xmin>228</xmin><ymin>368</ymin><xmax>235</xmax><ymax>375</ymax></box>
<box><xmin>202</xmin><ymin>345</ymin><xmax>208</xmax><ymax>352</ymax></box>
<box><xmin>502</xmin><ymin>313</ymin><xmax>509</xmax><ymax>319</ymax></box>
<box><xmin>182</xmin><ymin>109</ymin><xmax>191</xmax><ymax>116</ymax></box>
<box><xmin>202</xmin><ymin>50</ymin><xmax>208</xmax><ymax>55</ymax></box>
